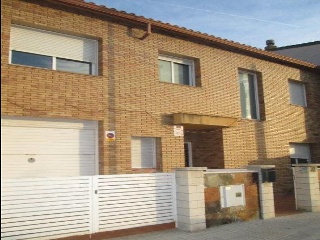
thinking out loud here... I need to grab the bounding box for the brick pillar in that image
[292,164,320,212]
[175,167,207,232]
[247,165,276,219]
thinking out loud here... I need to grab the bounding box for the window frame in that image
[9,25,98,75]
[289,143,311,164]
[131,137,156,169]
[288,80,307,107]
[158,55,195,86]
[56,57,92,75]
[10,50,93,75]
[238,71,260,120]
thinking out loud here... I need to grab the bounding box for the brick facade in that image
[1,0,320,193]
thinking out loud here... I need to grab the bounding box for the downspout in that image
[140,22,151,40]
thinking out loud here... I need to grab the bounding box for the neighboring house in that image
[265,40,320,65]
[1,0,320,194]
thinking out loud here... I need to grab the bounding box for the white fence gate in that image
[1,173,176,240]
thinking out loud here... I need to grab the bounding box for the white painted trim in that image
[52,56,57,70]
[158,54,195,86]
[94,121,99,175]
[253,73,260,120]
[1,116,99,177]
[239,71,260,120]
[171,172,178,227]
[288,81,307,107]
[131,137,157,168]
[10,24,98,76]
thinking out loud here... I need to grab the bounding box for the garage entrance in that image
[1,117,98,178]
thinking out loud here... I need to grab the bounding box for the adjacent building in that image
[265,40,320,65]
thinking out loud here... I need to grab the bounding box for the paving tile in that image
[108,212,320,240]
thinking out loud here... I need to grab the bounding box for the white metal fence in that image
[1,173,176,240]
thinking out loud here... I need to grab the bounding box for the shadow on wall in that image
[301,70,320,164]
[248,156,293,194]
[245,119,294,194]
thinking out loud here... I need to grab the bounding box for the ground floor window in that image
[289,143,311,164]
[131,137,156,168]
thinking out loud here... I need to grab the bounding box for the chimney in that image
[265,39,277,50]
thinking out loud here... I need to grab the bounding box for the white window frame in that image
[239,71,260,120]
[9,25,98,75]
[288,81,307,107]
[158,55,195,86]
[289,143,311,164]
[131,137,156,169]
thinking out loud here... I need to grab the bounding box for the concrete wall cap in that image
[175,167,208,171]
[292,164,320,167]
[247,165,276,169]
[205,169,257,173]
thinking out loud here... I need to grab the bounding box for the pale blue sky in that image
[90,0,320,49]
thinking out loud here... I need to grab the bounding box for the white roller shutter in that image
[131,137,156,168]
[1,117,98,179]
[10,25,97,63]
[289,143,310,159]
[289,81,307,106]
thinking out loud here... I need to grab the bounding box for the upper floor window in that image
[289,81,307,107]
[9,25,98,75]
[239,71,260,120]
[158,55,195,86]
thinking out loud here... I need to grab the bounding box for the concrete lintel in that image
[173,113,238,128]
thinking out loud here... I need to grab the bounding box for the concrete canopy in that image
[173,113,238,129]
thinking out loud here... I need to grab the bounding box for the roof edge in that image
[23,0,320,71]
[269,41,320,51]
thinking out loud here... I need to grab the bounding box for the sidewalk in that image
[109,212,320,240]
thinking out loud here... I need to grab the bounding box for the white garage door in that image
[1,117,98,178]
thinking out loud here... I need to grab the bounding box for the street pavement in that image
[110,212,320,240]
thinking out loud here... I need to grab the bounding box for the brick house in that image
[1,0,320,194]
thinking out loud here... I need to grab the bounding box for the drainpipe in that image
[140,23,151,40]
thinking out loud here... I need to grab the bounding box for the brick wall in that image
[1,0,320,193]
[184,129,224,169]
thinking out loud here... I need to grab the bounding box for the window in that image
[158,55,195,86]
[289,81,307,107]
[131,137,156,168]
[289,143,311,164]
[56,58,92,75]
[11,51,52,69]
[10,25,98,75]
[239,71,260,119]
[11,51,92,74]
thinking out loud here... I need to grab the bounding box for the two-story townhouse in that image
[1,0,320,194]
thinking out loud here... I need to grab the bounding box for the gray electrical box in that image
[220,184,245,208]
[261,168,276,183]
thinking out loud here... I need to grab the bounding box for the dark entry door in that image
[184,142,192,167]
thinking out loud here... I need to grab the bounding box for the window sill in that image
[159,81,199,88]
[132,168,158,173]
[9,63,99,77]
[240,118,264,122]
[289,103,307,108]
